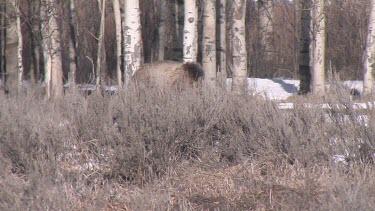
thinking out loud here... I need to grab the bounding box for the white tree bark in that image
[183,0,198,63]
[158,0,166,61]
[124,0,143,85]
[68,0,78,85]
[217,0,226,82]
[41,0,64,98]
[363,0,375,94]
[258,0,274,60]
[231,0,247,93]
[14,1,23,93]
[203,0,216,87]
[96,0,106,93]
[113,0,122,88]
[311,0,326,95]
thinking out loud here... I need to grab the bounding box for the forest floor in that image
[1,79,375,210]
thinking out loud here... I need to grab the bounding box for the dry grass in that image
[0,85,375,210]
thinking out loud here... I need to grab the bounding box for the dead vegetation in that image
[0,87,375,210]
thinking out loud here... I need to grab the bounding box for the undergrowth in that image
[0,86,375,210]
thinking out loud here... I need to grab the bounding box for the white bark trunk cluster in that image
[231,0,247,93]
[183,0,198,63]
[363,0,375,94]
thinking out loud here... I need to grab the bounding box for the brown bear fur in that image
[132,60,204,89]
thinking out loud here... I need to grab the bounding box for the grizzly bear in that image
[132,60,204,89]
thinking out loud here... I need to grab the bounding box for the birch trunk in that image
[14,2,23,93]
[68,0,78,85]
[217,0,226,82]
[298,0,311,94]
[258,0,274,60]
[124,0,143,85]
[41,0,64,99]
[203,0,216,87]
[113,0,122,88]
[363,0,375,94]
[231,0,247,93]
[158,0,166,61]
[311,0,326,95]
[183,0,198,63]
[96,0,106,93]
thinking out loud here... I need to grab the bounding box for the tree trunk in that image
[363,0,375,94]
[298,0,311,94]
[41,0,64,99]
[293,0,300,76]
[311,0,326,95]
[68,0,78,85]
[231,0,247,93]
[202,0,216,87]
[14,1,23,93]
[113,0,122,88]
[124,0,143,86]
[158,0,166,61]
[5,4,18,95]
[183,0,198,63]
[96,0,106,93]
[217,0,226,82]
[258,0,274,60]
[0,1,5,94]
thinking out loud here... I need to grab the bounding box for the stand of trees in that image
[0,0,374,98]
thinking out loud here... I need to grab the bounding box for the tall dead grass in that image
[0,86,375,210]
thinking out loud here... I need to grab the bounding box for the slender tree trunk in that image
[172,0,184,61]
[311,0,326,95]
[113,0,122,88]
[217,0,226,82]
[231,0,247,93]
[124,0,143,86]
[363,0,375,94]
[68,0,78,85]
[183,0,198,63]
[0,1,5,94]
[158,0,166,61]
[293,0,300,76]
[258,0,274,60]
[41,0,64,99]
[298,0,311,94]
[14,1,23,93]
[202,0,216,87]
[96,0,107,93]
[5,4,18,95]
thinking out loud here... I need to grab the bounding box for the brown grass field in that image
[0,85,375,210]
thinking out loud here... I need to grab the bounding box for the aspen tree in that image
[41,0,64,98]
[202,0,216,87]
[124,0,143,85]
[363,0,375,94]
[113,0,122,88]
[183,0,198,62]
[231,0,247,93]
[311,0,326,95]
